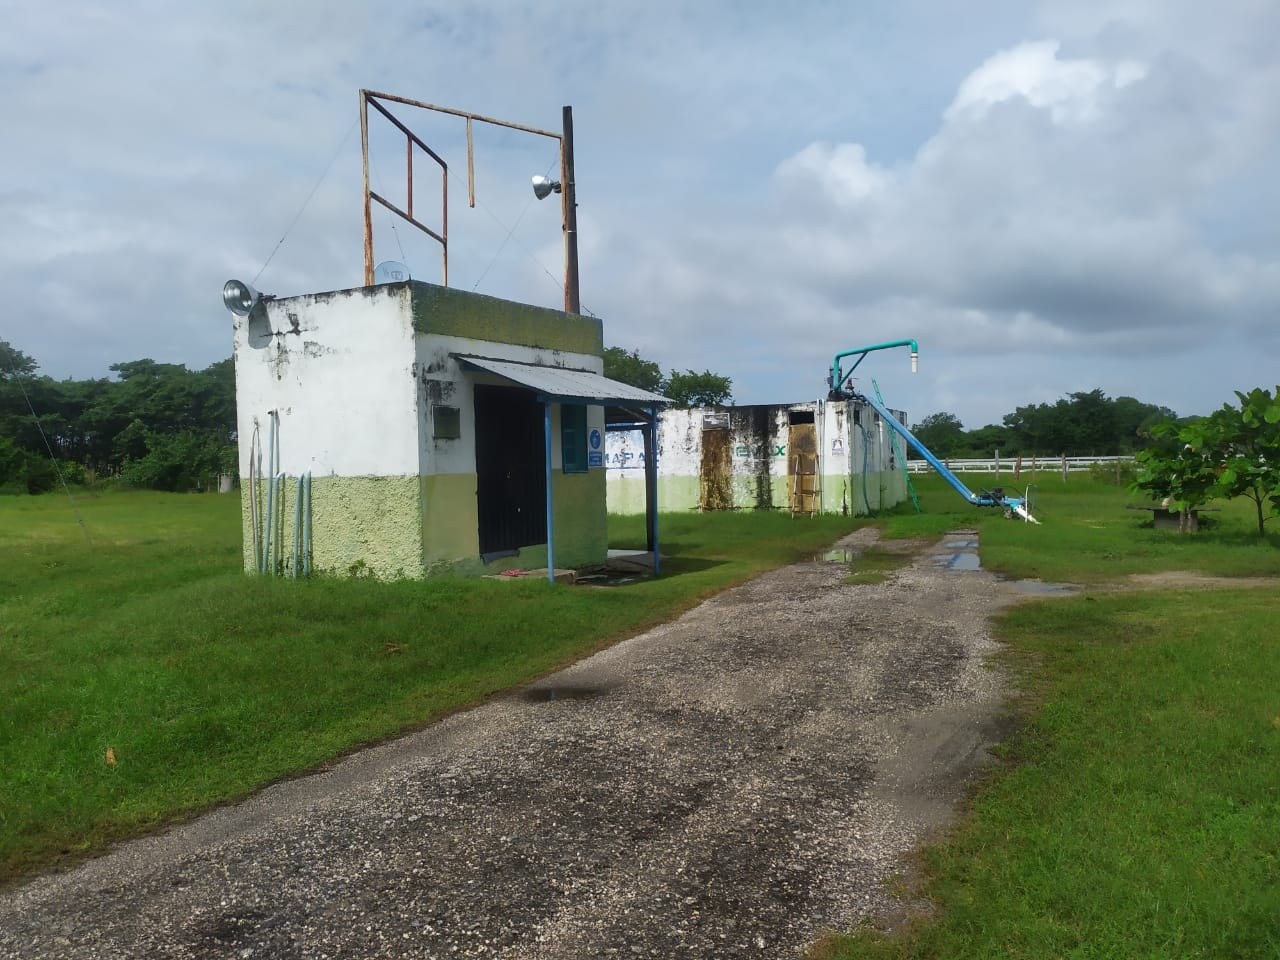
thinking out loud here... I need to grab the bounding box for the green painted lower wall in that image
[241,468,611,580]
[607,476,701,515]
[241,475,424,579]
[605,471,906,515]
[421,473,479,568]
[550,470,608,567]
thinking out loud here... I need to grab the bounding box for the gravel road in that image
[0,528,1033,959]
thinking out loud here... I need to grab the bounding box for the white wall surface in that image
[232,286,420,480]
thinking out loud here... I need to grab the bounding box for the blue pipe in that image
[271,472,284,572]
[858,392,983,503]
[830,339,918,394]
[302,472,312,576]
[545,402,555,585]
[291,475,302,578]
[258,412,276,570]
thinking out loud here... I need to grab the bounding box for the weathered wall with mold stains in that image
[605,400,908,515]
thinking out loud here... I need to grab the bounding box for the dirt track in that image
[0,529,1035,959]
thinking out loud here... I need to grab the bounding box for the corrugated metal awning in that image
[457,355,668,406]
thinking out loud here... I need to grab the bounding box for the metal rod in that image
[361,89,562,140]
[406,135,414,221]
[442,165,448,285]
[360,91,374,286]
[370,192,445,245]
[466,117,475,208]
[367,98,447,166]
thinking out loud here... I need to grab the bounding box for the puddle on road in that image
[1002,578,1077,596]
[944,539,979,549]
[518,686,609,703]
[817,549,858,563]
[935,552,982,571]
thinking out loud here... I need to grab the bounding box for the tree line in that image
[4,335,1270,521]
[1,340,235,494]
[910,389,1180,458]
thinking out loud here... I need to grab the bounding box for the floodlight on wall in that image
[531,175,562,200]
[222,279,264,317]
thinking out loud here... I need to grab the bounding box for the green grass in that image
[0,490,863,884]
[817,472,1280,959]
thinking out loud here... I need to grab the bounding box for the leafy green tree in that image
[1132,386,1280,537]
[603,347,662,392]
[603,346,732,406]
[1212,387,1280,537]
[911,412,965,457]
[0,340,37,379]
[663,369,733,407]
[1131,419,1222,529]
[958,423,1010,457]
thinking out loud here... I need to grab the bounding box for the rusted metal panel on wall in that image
[699,426,733,511]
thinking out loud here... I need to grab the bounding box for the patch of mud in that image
[1120,571,1280,591]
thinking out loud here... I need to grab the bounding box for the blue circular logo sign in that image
[589,429,602,450]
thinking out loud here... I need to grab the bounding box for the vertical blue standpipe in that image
[545,401,555,585]
[272,473,284,573]
[302,472,312,576]
[261,411,277,574]
[291,475,302,578]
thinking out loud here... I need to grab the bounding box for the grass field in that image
[0,489,863,884]
[819,473,1280,959]
[4,474,1279,958]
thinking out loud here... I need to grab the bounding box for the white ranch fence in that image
[905,454,1135,480]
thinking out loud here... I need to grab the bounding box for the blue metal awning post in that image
[647,405,660,575]
[544,401,555,584]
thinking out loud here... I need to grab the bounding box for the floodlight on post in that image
[531,175,561,200]
[531,106,581,315]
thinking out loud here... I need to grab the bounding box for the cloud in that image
[946,40,1146,125]
[2,0,1277,433]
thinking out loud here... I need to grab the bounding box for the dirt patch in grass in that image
[1119,570,1280,591]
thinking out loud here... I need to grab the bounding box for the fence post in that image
[995,448,1000,480]
[1061,453,1067,481]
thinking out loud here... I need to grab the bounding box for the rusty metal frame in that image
[358,89,565,295]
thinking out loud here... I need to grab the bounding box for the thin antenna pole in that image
[16,376,90,543]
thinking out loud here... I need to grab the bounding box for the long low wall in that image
[605,401,909,516]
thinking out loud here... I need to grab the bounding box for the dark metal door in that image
[474,384,547,557]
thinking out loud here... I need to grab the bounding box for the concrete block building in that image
[232,281,665,579]
[606,400,909,516]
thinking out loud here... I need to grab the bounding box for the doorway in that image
[474,384,547,557]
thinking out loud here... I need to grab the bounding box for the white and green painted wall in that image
[232,281,611,578]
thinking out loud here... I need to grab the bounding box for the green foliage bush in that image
[1132,386,1280,536]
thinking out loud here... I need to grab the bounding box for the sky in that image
[3,0,1278,429]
